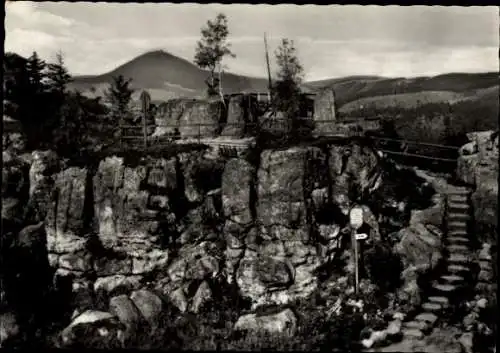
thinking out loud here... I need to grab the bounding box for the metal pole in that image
[352,229,359,295]
[264,33,273,99]
[143,110,147,150]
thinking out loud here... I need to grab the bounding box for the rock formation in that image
[456,130,498,242]
[2,134,448,349]
[313,87,337,135]
[153,98,224,139]
[221,94,259,138]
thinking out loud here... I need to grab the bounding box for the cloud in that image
[6,1,74,28]
[5,3,499,80]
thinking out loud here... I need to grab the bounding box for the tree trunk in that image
[217,62,225,108]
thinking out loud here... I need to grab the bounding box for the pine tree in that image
[26,51,47,95]
[46,51,72,95]
[271,39,305,141]
[104,75,134,123]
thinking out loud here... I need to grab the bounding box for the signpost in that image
[355,233,368,240]
[349,206,364,294]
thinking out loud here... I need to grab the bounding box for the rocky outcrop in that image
[236,147,328,308]
[6,135,441,348]
[328,143,382,213]
[46,167,90,254]
[221,94,259,138]
[394,223,442,271]
[93,156,176,256]
[1,151,53,343]
[222,158,256,283]
[313,88,337,135]
[153,98,224,139]
[41,148,227,320]
[456,130,498,242]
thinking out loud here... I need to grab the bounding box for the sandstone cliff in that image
[2,137,445,348]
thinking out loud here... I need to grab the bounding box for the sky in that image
[5,3,499,81]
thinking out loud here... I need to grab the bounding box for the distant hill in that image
[40,49,500,111]
[337,86,500,113]
[303,72,499,111]
[68,50,273,102]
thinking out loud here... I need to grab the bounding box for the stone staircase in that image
[401,186,476,339]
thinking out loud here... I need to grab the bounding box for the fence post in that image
[140,90,151,150]
[198,123,201,144]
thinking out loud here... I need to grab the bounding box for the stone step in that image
[422,302,442,313]
[404,320,427,331]
[446,244,469,253]
[446,236,470,244]
[428,296,450,307]
[414,312,438,325]
[448,229,468,236]
[447,264,471,275]
[447,213,470,221]
[402,328,424,339]
[448,221,468,229]
[447,202,469,210]
[448,194,468,202]
[447,186,470,194]
[439,274,465,284]
[432,283,460,295]
[447,253,471,264]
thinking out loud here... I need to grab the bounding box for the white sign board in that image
[349,207,364,230]
[355,233,368,240]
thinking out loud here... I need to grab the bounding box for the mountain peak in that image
[141,49,175,58]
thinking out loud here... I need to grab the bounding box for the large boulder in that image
[59,310,125,348]
[108,295,143,346]
[129,289,163,332]
[234,308,298,337]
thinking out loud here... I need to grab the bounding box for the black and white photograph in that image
[2,3,498,351]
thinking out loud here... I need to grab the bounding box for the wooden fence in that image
[118,114,461,173]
